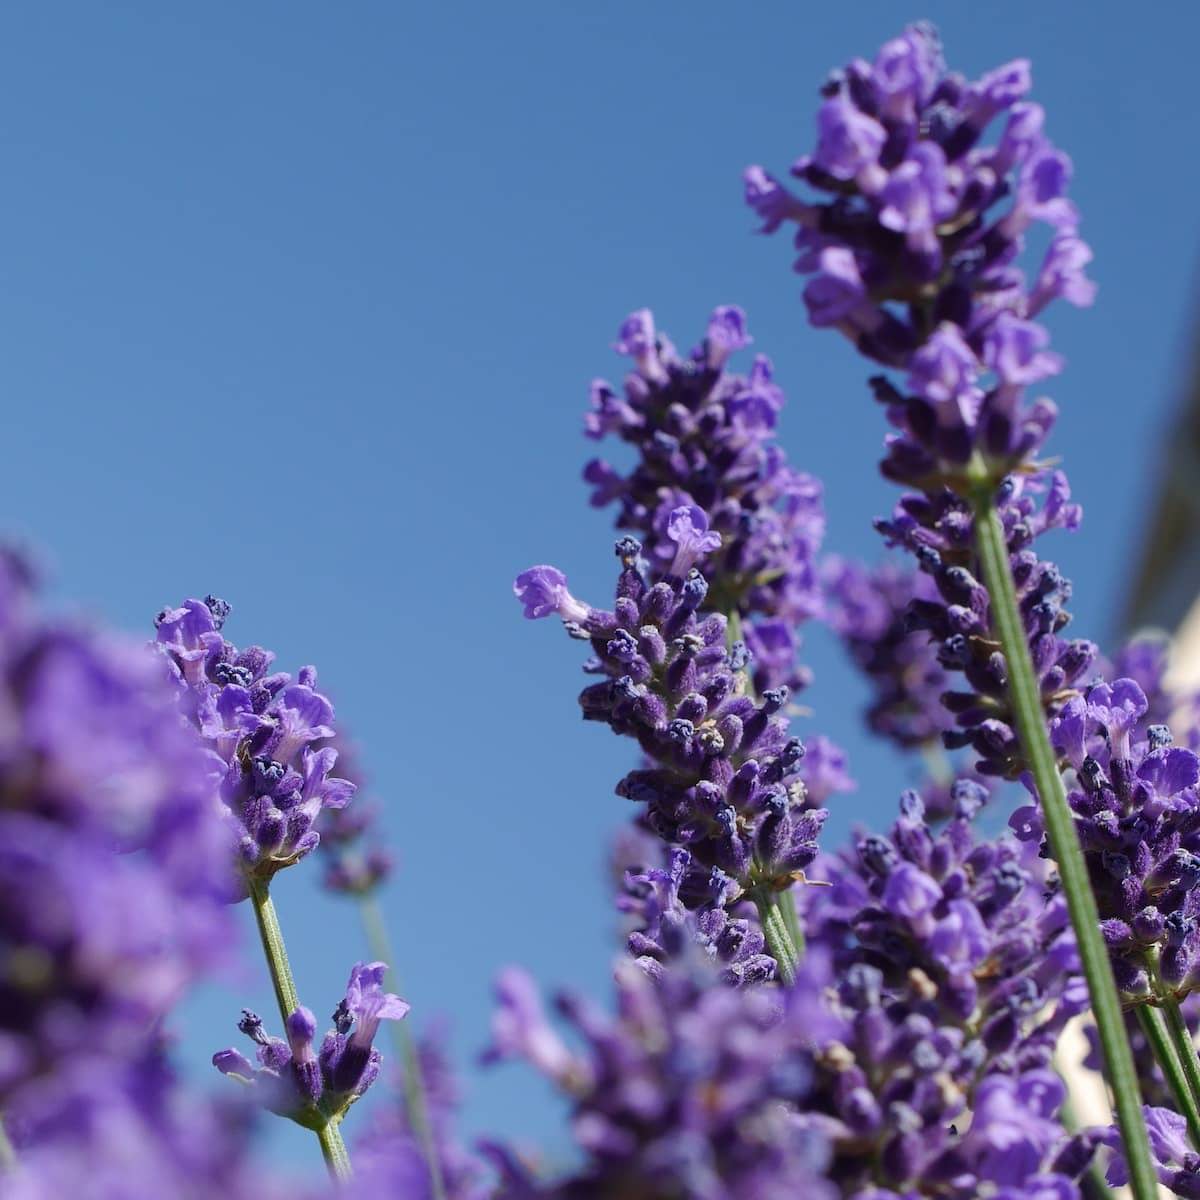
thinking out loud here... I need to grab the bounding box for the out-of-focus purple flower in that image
[315,737,393,896]
[1105,1106,1200,1197]
[0,552,233,1106]
[582,306,826,693]
[823,555,953,749]
[153,596,355,885]
[213,961,407,1126]
[484,958,835,1200]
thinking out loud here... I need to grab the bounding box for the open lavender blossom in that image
[746,22,1095,488]
[583,306,826,693]
[515,529,825,921]
[213,960,408,1128]
[153,596,355,884]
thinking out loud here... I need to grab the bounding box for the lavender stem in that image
[969,483,1155,1199]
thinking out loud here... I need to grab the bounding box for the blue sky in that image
[2,1,1198,1176]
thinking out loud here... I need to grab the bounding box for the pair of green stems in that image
[248,878,446,1194]
[753,480,1191,1200]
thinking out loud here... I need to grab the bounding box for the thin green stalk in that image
[359,894,447,1200]
[0,1115,16,1171]
[969,486,1157,1200]
[248,877,352,1183]
[1138,1004,1200,1147]
[1163,998,1200,1129]
[754,890,798,986]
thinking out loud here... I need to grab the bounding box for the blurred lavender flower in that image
[482,958,834,1200]
[583,306,825,694]
[823,554,952,748]
[153,596,355,884]
[213,961,408,1128]
[351,1025,489,1200]
[1105,1107,1200,1197]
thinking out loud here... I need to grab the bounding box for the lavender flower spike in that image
[153,595,356,885]
[214,960,408,1129]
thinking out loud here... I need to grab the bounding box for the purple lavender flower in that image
[213,960,408,1127]
[514,531,826,935]
[823,554,953,748]
[582,306,826,693]
[796,787,1093,1194]
[153,596,356,885]
[746,23,1094,487]
[352,1024,489,1200]
[0,552,233,1104]
[1105,1107,1200,1197]
[1004,676,1200,1002]
[483,958,835,1200]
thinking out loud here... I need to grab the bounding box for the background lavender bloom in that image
[153,597,355,885]
[315,738,393,897]
[823,554,952,749]
[1105,1107,1200,1197]
[482,958,835,1200]
[213,961,409,1127]
[583,306,825,694]
[351,1026,490,1200]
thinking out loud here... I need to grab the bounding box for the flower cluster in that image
[823,554,952,748]
[515,529,824,912]
[877,471,1097,777]
[483,959,834,1200]
[746,21,1094,489]
[584,307,825,693]
[153,596,355,884]
[798,787,1090,1194]
[214,961,409,1128]
[1009,677,1200,1003]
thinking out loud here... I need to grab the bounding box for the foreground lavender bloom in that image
[153,597,355,883]
[352,1026,489,1200]
[483,959,834,1200]
[3,1054,299,1200]
[515,530,825,920]
[746,22,1094,488]
[1008,677,1200,1003]
[214,961,408,1128]
[823,554,952,748]
[316,739,393,896]
[0,552,233,1103]
[583,307,825,692]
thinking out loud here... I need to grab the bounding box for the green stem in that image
[754,890,798,986]
[248,877,352,1183]
[359,894,447,1200]
[778,886,805,959]
[1163,998,1200,1132]
[1138,1005,1200,1147]
[0,1115,16,1171]
[969,488,1157,1200]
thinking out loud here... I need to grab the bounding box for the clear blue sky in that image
[2,1,1197,1176]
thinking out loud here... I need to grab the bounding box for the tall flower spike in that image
[515,525,827,980]
[316,736,393,896]
[153,596,356,885]
[583,306,826,693]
